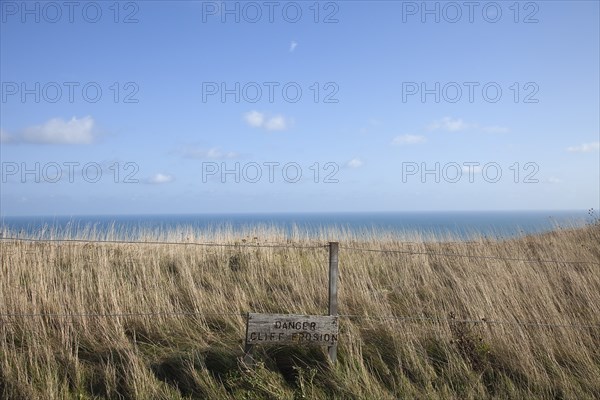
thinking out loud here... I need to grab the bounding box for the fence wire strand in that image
[1,311,599,331]
[0,237,328,250]
[1,237,597,265]
[337,314,600,330]
[339,245,600,266]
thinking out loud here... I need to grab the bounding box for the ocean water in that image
[0,211,591,241]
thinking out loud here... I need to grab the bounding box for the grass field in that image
[1,223,599,399]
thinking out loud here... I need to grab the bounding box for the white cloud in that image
[461,165,482,174]
[147,173,174,184]
[20,116,96,144]
[244,111,290,132]
[289,41,298,52]
[346,158,364,168]
[427,117,472,132]
[482,125,510,134]
[392,134,426,145]
[566,142,599,153]
[427,117,508,134]
[244,111,265,128]
[359,119,382,134]
[0,128,13,143]
[264,115,288,131]
[182,147,239,160]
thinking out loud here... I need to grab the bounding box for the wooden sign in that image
[245,313,339,346]
[243,242,339,365]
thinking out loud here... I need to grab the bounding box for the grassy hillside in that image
[1,224,599,399]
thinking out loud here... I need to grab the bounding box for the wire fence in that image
[0,237,328,250]
[1,236,598,265]
[1,311,599,331]
[340,245,600,266]
[1,236,599,331]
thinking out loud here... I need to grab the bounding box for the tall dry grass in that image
[0,223,599,399]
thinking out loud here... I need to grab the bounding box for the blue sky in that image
[1,0,599,216]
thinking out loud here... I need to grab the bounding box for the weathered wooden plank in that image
[328,242,339,317]
[245,313,339,346]
[328,242,339,363]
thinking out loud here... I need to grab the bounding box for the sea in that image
[0,210,592,241]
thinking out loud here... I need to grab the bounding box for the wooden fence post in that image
[328,242,339,363]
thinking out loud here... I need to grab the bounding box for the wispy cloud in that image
[346,158,364,168]
[244,111,264,128]
[289,40,298,52]
[461,165,482,174]
[392,134,426,145]
[264,115,288,131]
[23,116,96,144]
[359,118,382,134]
[146,173,174,184]
[3,116,97,145]
[482,125,510,134]
[427,117,472,132]
[243,111,290,132]
[181,146,239,160]
[427,117,508,134]
[0,128,13,143]
[566,141,599,153]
